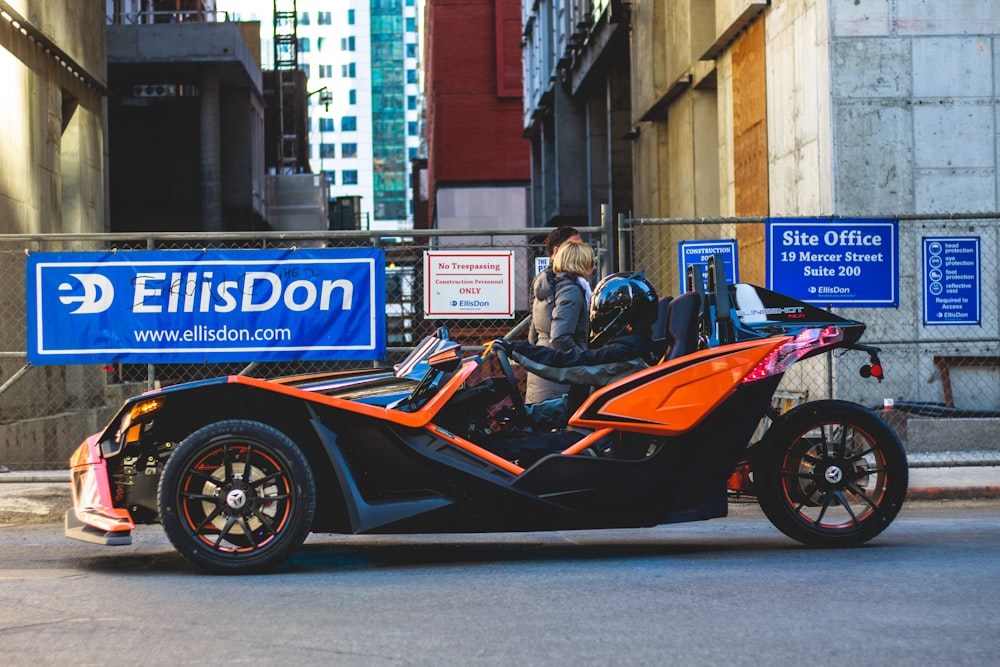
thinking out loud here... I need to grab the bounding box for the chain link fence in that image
[621,215,1000,467]
[0,227,607,469]
[3,218,996,470]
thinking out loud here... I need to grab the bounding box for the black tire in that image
[158,420,316,573]
[754,400,907,547]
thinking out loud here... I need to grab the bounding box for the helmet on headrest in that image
[588,272,659,348]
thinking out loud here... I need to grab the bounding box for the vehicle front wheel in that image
[158,420,316,573]
[754,400,907,547]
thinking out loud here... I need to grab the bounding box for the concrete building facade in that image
[0,0,111,465]
[521,0,634,231]
[1,0,108,237]
[628,0,1000,282]
[106,8,268,232]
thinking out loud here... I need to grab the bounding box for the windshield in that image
[394,335,462,380]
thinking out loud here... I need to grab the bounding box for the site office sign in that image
[26,248,386,364]
[423,251,514,318]
[766,218,898,307]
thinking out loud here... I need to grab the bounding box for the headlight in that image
[105,397,164,458]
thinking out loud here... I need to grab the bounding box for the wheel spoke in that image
[830,489,861,525]
[848,445,877,461]
[213,515,239,549]
[181,491,219,502]
[193,505,224,534]
[801,453,822,465]
[816,423,830,454]
[845,483,880,512]
[238,515,259,549]
[247,469,285,492]
[250,507,280,538]
[186,467,224,488]
[779,470,815,480]
[814,490,835,524]
[835,424,848,458]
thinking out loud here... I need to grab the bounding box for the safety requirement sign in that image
[766,218,898,307]
[423,251,515,318]
[922,236,980,326]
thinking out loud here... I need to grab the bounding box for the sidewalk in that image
[2,466,999,526]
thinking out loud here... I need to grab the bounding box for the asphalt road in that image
[1,499,998,666]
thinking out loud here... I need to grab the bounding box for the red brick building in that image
[422,0,530,229]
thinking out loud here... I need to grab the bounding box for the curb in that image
[0,472,70,483]
[906,486,1000,501]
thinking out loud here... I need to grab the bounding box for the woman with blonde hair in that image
[526,239,595,403]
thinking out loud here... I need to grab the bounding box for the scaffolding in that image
[273,0,299,173]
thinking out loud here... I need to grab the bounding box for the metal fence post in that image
[617,213,629,272]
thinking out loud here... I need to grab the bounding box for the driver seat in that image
[662,291,703,361]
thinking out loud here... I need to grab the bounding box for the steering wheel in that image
[493,345,528,428]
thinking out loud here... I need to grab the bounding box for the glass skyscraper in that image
[218,0,422,229]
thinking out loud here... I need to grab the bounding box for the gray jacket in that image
[525,269,589,403]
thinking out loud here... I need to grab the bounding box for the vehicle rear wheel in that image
[754,400,907,547]
[158,420,316,573]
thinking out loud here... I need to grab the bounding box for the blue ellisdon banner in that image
[27,248,386,364]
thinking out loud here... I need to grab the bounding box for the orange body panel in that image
[229,359,480,428]
[68,434,135,533]
[570,337,789,436]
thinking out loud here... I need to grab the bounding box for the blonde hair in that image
[553,240,595,277]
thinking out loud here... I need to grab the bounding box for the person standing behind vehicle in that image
[526,226,580,403]
[527,235,594,403]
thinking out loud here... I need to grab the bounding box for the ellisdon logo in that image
[55,271,356,315]
[450,300,491,308]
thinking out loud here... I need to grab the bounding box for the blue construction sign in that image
[678,239,739,290]
[766,218,898,307]
[922,236,980,326]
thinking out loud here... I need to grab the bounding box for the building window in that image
[319,118,335,132]
[317,37,326,51]
[405,17,416,32]
[406,69,418,84]
[406,0,415,5]
[343,170,358,185]
[407,122,418,137]
[408,147,418,160]
[347,9,355,24]
[341,143,358,158]
[341,116,357,132]
[320,144,336,159]
[342,63,356,78]
[319,64,334,78]
[300,63,310,78]
[349,89,357,104]
[324,170,335,185]
[317,11,332,25]
[342,36,356,51]
[298,12,310,25]
[406,43,417,58]
[298,37,310,52]
[407,95,417,110]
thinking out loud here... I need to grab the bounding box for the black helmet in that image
[589,272,659,348]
